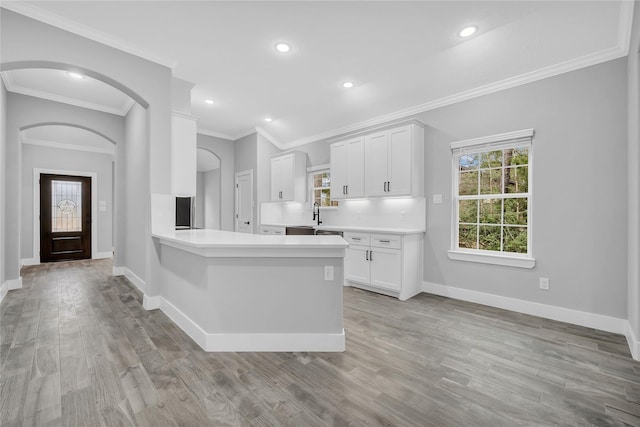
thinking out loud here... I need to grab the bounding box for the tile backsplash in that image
[260,197,426,229]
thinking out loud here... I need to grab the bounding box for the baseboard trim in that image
[159,296,345,352]
[20,258,39,266]
[112,266,125,276]
[93,251,113,260]
[1,277,23,303]
[142,295,161,310]
[113,266,145,294]
[422,281,627,336]
[625,322,640,361]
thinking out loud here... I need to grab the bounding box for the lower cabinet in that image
[344,231,423,300]
[260,225,285,235]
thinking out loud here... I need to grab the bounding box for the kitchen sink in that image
[285,226,343,236]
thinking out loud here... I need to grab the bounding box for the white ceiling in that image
[1,1,634,148]
[22,125,116,155]
[1,69,133,116]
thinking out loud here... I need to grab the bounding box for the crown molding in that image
[2,75,133,116]
[197,128,235,141]
[255,126,285,150]
[618,0,635,55]
[1,2,177,69]
[231,128,258,142]
[281,44,627,150]
[22,137,115,156]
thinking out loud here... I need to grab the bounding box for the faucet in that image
[313,202,323,226]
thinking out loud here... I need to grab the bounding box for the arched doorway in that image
[195,148,222,230]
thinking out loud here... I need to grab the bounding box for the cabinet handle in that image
[244,221,250,225]
[370,251,373,261]
[387,181,391,192]
[346,185,348,195]
[365,250,369,261]
[352,237,361,241]
[383,182,387,192]
[343,185,346,194]
[379,239,390,243]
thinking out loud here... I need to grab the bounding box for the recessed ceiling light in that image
[275,42,291,53]
[342,81,354,89]
[67,71,84,79]
[204,99,214,105]
[264,117,273,122]
[458,26,478,38]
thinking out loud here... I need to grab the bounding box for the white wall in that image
[122,103,148,285]
[21,144,113,259]
[0,79,6,286]
[197,134,235,231]
[1,10,172,299]
[195,171,205,229]
[627,2,640,344]
[204,168,220,229]
[417,58,628,319]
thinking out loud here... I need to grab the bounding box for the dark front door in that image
[40,174,92,262]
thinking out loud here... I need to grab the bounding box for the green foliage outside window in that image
[457,147,529,254]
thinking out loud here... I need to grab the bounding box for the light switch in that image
[432,194,443,204]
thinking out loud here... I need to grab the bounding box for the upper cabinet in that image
[171,113,198,196]
[271,151,307,202]
[330,136,365,200]
[331,123,424,199]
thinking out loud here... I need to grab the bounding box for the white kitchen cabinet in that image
[330,137,365,199]
[270,151,307,202]
[364,123,423,198]
[343,230,423,300]
[260,225,285,235]
[171,112,198,196]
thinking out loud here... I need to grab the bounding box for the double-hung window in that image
[449,129,535,268]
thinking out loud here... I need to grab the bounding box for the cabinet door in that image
[370,247,401,291]
[364,131,389,197]
[280,154,295,201]
[345,245,370,284]
[346,137,365,198]
[330,142,347,200]
[387,126,412,196]
[270,157,282,201]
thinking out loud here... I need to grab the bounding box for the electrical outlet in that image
[433,194,443,204]
[324,266,334,281]
[539,277,550,290]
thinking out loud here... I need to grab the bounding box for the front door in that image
[40,174,92,262]
[235,170,253,233]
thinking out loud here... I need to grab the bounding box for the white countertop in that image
[153,229,348,251]
[260,223,425,235]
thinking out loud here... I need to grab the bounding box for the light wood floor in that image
[2,259,639,426]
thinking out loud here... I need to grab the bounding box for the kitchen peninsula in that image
[151,229,348,352]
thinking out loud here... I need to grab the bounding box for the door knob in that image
[244,221,250,225]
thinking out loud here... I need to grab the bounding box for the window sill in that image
[447,250,535,269]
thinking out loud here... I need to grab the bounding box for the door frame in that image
[32,168,98,265]
[234,169,253,233]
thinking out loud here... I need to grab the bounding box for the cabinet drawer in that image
[371,234,401,249]
[343,232,370,246]
[260,226,285,235]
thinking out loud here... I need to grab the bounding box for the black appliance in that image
[175,197,194,229]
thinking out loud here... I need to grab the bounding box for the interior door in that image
[235,170,253,233]
[40,174,91,262]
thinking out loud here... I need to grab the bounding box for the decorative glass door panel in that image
[40,174,92,262]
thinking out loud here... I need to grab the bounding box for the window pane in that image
[505,166,528,193]
[481,150,502,168]
[480,168,502,194]
[504,198,527,225]
[504,226,527,253]
[479,225,501,251]
[505,147,528,166]
[459,200,478,223]
[459,171,478,196]
[479,199,501,224]
[52,180,82,232]
[459,154,479,171]
[321,188,331,207]
[458,225,477,249]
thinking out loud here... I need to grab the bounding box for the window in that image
[449,129,535,268]
[308,168,338,208]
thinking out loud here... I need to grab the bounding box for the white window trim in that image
[307,165,339,210]
[449,129,535,269]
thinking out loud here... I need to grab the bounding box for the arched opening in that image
[195,148,222,230]
[19,124,115,264]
